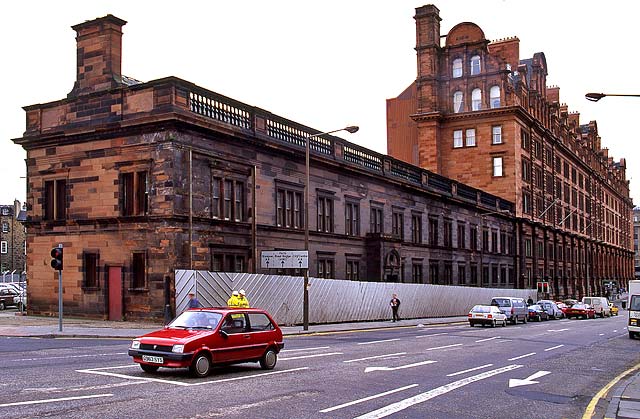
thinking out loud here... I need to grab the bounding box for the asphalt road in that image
[1,315,637,419]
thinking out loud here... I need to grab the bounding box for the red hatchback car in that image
[565,303,596,320]
[128,307,284,377]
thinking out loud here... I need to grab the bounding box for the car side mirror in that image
[219,330,229,339]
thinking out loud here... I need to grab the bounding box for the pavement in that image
[1,310,638,419]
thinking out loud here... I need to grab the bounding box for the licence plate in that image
[473,314,484,318]
[142,355,163,364]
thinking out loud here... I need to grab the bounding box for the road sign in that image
[261,250,308,269]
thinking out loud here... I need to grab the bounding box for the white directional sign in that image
[508,370,551,388]
[261,250,308,269]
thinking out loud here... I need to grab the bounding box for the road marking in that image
[319,384,419,413]
[508,370,551,388]
[599,333,605,336]
[77,366,308,387]
[281,346,330,353]
[583,362,640,419]
[426,344,463,351]
[447,364,493,377]
[364,360,437,373]
[0,394,112,408]
[613,330,618,332]
[547,328,569,332]
[354,364,523,419]
[343,352,407,363]
[358,338,401,346]
[11,353,127,362]
[280,352,342,361]
[416,332,449,339]
[544,345,564,351]
[475,336,500,343]
[508,352,536,361]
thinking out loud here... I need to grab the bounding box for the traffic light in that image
[537,282,543,293]
[542,282,549,294]
[51,247,63,271]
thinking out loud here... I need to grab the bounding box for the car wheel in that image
[630,331,636,339]
[491,320,496,328]
[511,317,517,325]
[0,301,4,310]
[469,322,474,327]
[260,348,277,370]
[523,315,527,324]
[502,319,507,327]
[190,353,211,378]
[140,364,159,373]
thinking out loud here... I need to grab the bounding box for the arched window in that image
[471,88,482,111]
[453,91,463,113]
[470,55,481,75]
[452,58,462,78]
[490,86,501,108]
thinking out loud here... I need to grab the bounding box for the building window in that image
[523,192,532,214]
[457,223,466,249]
[471,88,482,111]
[131,251,146,289]
[458,264,467,285]
[492,157,503,177]
[0,208,7,216]
[83,252,99,288]
[482,265,489,285]
[482,228,489,251]
[370,206,383,233]
[210,250,246,273]
[444,263,453,285]
[521,129,530,150]
[443,219,452,248]
[492,265,499,285]
[428,217,438,246]
[470,225,478,251]
[452,58,462,78]
[429,261,439,284]
[346,259,359,280]
[492,126,502,144]
[470,55,481,75]
[525,239,532,257]
[490,86,500,108]
[453,91,463,113]
[470,264,478,286]
[522,160,531,183]
[44,179,67,221]
[212,177,221,218]
[0,241,6,254]
[491,230,498,253]
[345,201,360,236]
[500,232,506,254]
[465,129,476,147]
[276,188,302,229]
[412,262,423,283]
[392,211,404,239]
[317,196,334,233]
[453,130,463,148]
[411,214,422,244]
[1,223,7,233]
[120,171,147,216]
[317,258,334,279]
[212,178,244,221]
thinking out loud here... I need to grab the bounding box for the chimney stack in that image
[68,14,127,97]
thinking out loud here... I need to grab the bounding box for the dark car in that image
[528,305,549,322]
[0,288,19,310]
[128,307,284,377]
[565,303,596,320]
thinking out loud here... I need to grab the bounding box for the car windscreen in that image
[491,299,511,307]
[471,306,490,313]
[169,311,223,329]
[630,295,640,311]
[529,305,541,310]
[572,304,587,310]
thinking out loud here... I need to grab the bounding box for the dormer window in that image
[452,59,462,78]
[470,55,481,75]
[471,89,482,111]
[453,91,463,113]
[490,86,501,108]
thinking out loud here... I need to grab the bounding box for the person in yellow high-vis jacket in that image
[236,289,250,308]
[227,290,240,307]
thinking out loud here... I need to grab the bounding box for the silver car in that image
[490,297,528,324]
[537,300,564,319]
[468,305,507,327]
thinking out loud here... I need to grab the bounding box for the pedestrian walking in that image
[188,292,200,309]
[390,293,401,322]
[227,290,240,307]
[237,289,250,308]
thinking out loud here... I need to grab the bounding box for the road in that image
[0,315,636,418]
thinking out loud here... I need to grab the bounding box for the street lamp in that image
[303,125,359,330]
[585,93,640,102]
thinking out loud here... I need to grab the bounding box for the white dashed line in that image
[344,353,407,363]
[0,394,112,408]
[446,363,493,377]
[508,352,536,361]
[358,338,401,346]
[280,352,342,361]
[544,345,564,351]
[475,336,500,343]
[319,384,419,413]
[281,346,331,353]
[426,344,463,351]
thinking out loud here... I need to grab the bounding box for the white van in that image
[582,296,610,317]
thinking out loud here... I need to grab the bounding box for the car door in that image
[216,313,251,363]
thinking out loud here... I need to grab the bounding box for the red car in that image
[565,303,596,320]
[128,307,284,377]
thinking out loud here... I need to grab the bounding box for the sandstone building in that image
[0,200,27,275]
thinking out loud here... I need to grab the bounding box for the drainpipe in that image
[189,148,193,270]
[252,165,257,273]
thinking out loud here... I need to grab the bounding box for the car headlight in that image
[131,340,140,349]
[172,344,185,353]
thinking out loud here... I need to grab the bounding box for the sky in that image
[2,0,639,206]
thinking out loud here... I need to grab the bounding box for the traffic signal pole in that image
[58,270,63,332]
[51,244,64,331]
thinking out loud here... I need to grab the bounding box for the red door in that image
[108,267,123,321]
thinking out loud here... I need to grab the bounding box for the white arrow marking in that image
[475,336,500,343]
[508,370,551,388]
[364,360,437,373]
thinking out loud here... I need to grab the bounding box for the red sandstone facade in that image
[387,5,634,297]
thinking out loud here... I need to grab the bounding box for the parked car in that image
[13,292,26,310]
[537,300,564,319]
[0,288,19,310]
[563,299,578,307]
[490,297,528,324]
[609,303,619,316]
[528,305,549,322]
[555,302,569,315]
[565,303,596,319]
[582,297,611,317]
[468,305,507,327]
[128,307,284,377]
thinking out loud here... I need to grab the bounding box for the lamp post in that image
[585,93,640,102]
[303,125,359,330]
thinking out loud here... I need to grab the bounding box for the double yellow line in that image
[583,362,640,419]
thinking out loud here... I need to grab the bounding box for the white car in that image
[13,292,26,310]
[468,305,507,327]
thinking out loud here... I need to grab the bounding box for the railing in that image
[189,91,251,129]
[427,173,452,194]
[390,161,421,184]
[343,146,383,172]
[457,184,478,202]
[265,119,333,155]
